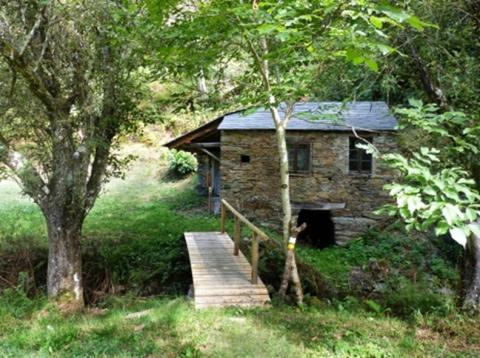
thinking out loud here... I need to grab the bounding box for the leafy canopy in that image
[148,0,428,108]
[378,100,480,247]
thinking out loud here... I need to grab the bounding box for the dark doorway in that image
[297,210,335,248]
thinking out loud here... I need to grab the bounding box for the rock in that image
[348,259,391,297]
[125,309,153,319]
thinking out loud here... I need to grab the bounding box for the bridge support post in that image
[233,216,240,256]
[251,234,259,284]
[220,202,226,233]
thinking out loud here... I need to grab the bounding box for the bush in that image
[167,149,198,177]
[383,279,455,317]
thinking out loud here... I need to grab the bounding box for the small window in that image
[349,137,373,174]
[288,143,311,174]
[240,155,250,163]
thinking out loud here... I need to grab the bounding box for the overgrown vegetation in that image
[1,135,479,356]
[167,149,198,177]
[299,227,462,317]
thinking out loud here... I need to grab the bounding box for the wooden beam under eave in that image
[199,148,220,162]
[163,117,223,149]
[291,202,346,211]
[187,142,221,149]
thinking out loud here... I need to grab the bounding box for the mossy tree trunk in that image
[46,218,85,309]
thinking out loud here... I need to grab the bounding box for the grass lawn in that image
[0,135,479,357]
[2,293,479,357]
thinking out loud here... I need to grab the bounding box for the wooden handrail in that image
[220,199,268,284]
[220,199,269,240]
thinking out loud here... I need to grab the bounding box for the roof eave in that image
[219,127,398,133]
[163,116,224,149]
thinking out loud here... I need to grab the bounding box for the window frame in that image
[287,142,312,175]
[348,137,373,175]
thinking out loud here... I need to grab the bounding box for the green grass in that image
[0,137,479,357]
[1,291,479,357]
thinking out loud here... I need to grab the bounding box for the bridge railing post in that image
[220,201,226,234]
[233,216,240,256]
[251,233,259,284]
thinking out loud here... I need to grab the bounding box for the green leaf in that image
[450,227,467,247]
[345,49,364,65]
[370,16,383,29]
[423,187,437,197]
[466,208,478,222]
[470,224,480,238]
[379,5,410,23]
[376,44,395,56]
[442,204,461,226]
[407,98,423,108]
[257,24,278,35]
[242,107,260,116]
[365,58,378,72]
[435,221,449,236]
[407,195,425,214]
[406,16,426,31]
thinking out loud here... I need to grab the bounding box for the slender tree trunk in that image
[254,30,302,302]
[279,249,294,295]
[278,250,304,303]
[407,36,448,108]
[272,119,291,247]
[290,255,303,303]
[463,221,480,312]
[268,106,304,304]
[197,69,208,99]
[279,222,306,303]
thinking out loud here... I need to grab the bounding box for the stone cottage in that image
[165,102,398,246]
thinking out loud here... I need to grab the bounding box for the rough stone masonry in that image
[220,130,397,245]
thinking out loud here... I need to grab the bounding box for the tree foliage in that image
[377,101,480,246]
[0,0,149,307]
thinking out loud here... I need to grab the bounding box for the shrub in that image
[383,280,454,317]
[167,149,198,177]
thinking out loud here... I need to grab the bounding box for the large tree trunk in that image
[462,222,480,312]
[46,222,84,310]
[46,215,84,310]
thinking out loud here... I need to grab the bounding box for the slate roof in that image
[218,101,397,132]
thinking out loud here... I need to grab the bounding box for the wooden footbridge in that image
[185,200,271,309]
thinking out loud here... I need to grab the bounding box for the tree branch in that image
[0,131,47,206]
[19,15,42,56]
[0,36,56,112]
[407,35,448,108]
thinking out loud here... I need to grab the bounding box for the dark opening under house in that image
[297,210,336,248]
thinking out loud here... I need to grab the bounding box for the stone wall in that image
[220,130,398,244]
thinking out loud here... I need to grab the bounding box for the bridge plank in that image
[185,232,271,309]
